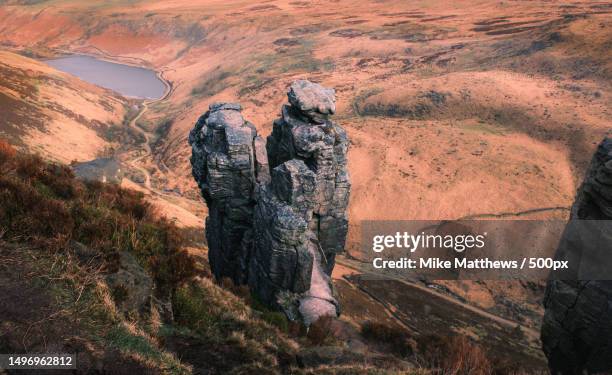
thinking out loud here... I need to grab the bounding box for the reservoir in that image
[46,55,166,100]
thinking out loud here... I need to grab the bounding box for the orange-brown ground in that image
[1,0,611,368]
[1,0,610,224]
[0,51,127,163]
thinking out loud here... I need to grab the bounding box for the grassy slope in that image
[0,140,403,374]
[0,51,128,163]
[0,139,535,374]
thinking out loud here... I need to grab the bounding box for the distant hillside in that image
[0,51,127,163]
[0,2,609,371]
[1,0,609,222]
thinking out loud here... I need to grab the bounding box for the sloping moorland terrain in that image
[0,50,128,163]
[1,0,609,235]
[0,140,500,373]
[0,142,400,374]
[0,0,611,373]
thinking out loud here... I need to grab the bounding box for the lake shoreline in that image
[43,49,172,101]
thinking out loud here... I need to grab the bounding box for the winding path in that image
[459,206,570,219]
[54,46,173,191]
[335,205,572,346]
[124,69,172,189]
[117,70,205,227]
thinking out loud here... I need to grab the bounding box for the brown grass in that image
[0,138,196,290]
[361,321,414,357]
[359,322,498,373]
[307,315,334,345]
[417,334,493,375]
[170,279,299,373]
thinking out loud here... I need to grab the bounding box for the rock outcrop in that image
[542,137,612,374]
[267,80,350,275]
[188,103,268,285]
[189,81,350,324]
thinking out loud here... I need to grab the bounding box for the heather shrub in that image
[361,321,414,357]
[307,315,333,345]
[0,139,16,167]
[0,140,196,291]
[444,335,492,375]
[417,334,493,375]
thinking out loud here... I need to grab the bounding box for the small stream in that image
[46,55,166,99]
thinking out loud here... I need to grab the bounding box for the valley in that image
[0,0,611,372]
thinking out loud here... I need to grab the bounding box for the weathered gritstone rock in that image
[542,137,612,374]
[259,80,349,322]
[267,80,350,276]
[287,79,336,124]
[249,160,316,308]
[188,102,268,285]
[190,80,349,325]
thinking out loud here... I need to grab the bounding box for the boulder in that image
[287,80,336,123]
[105,252,153,314]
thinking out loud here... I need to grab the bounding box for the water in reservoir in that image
[46,55,166,100]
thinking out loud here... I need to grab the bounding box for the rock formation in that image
[188,102,268,285]
[542,137,612,374]
[189,80,350,324]
[266,80,350,276]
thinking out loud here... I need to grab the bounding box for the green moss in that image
[173,282,224,335]
[106,325,159,359]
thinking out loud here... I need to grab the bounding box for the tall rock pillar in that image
[188,103,268,285]
[252,80,350,323]
[189,81,350,325]
[266,80,351,275]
